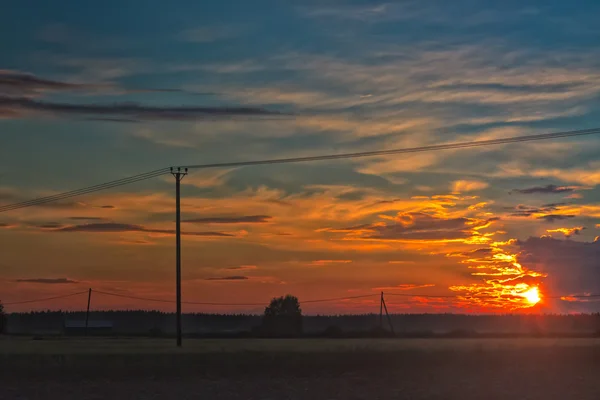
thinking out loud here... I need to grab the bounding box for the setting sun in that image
[523,287,541,305]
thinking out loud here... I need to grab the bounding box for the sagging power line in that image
[5,288,600,308]
[1,127,600,213]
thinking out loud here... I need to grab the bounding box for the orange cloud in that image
[546,227,584,238]
[451,180,489,193]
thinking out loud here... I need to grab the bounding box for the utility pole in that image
[381,292,395,336]
[171,167,187,347]
[379,291,383,329]
[85,288,92,336]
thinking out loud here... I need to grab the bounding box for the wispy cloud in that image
[373,283,435,291]
[225,265,258,271]
[451,180,489,193]
[0,96,286,122]
[16,278,78,284]
[205,276,249,281]
[51,222,234,237]
[183,215,272,224]
[511,184,579,195]
[546,226,584,238]
[310,260,353,266]
[179,25,242,43]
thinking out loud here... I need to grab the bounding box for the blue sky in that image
[2,0,600,313]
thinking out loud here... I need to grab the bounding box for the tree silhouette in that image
[0,301,6,334]
[261,295,303,336]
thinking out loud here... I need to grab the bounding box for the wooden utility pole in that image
[171,167,187,347]
[381,292,395,335]
[85,288,92,336]
[379,291,384,329]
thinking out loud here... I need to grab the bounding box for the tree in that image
[261,295,303,337]
[0,301,6,334]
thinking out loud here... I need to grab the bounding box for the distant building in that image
[63,320,113,335]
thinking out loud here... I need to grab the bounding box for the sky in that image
[2,0,600,314]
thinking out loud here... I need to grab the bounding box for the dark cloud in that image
[183,215,272,224]
[518,237,600,312]
[51,222,233,237]
[68,216,106,221]
[331,213,498,241]
[512,185,577,194]
[86,117,141,123]
[0,70,94,96]
[99,205,115,209]
[336,191,368,201]
[0,70,192,97]
[509,203,571,220]
[0,96,286,122]
[205,276,249,281]
[447,248,494,257]
[537,214,576,223]
[225,265,258,271]
[35,222,65,229]
[16,278,78,284]
[0,222,14,228]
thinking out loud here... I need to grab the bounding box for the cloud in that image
[310,260,353,266]
[446,248,494,258]
[0,70,186,97]
[15,278,78,284]
[546,227,584,238]
[511,185,579,194]
[340,212,498,243]
[225,265,258,271]
[204,276,249,281]
[537,214,576,223]
[373,283,436,291]
[0,96,286,122]
[51,222,234,237]
[0,70,95,96]
[183,215,272,224]
[518,237,600,311]
[33,222,66,229]
[69,216,106,221]
[508,203,574,221]
[179,26,240,43]
[304,3,390,21]
[451,180,489,193]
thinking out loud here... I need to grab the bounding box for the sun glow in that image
[523,287,541,305]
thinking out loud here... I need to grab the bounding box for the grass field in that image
[3,337,600,399]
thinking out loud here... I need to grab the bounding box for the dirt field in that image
[2,338,600,399]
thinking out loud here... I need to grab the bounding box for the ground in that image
[2,338,600,399]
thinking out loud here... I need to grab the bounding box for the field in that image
[3,337,600,399]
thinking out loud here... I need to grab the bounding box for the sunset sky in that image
[2,0,600,314]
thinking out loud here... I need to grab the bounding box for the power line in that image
[181,127,600,170]
[1,127,599,213]
[385,292,458,298]
[3,291,88,305]
[5,290,600,308]
[93,290,174,304]
[0,168,170,213]
[93,289,377,306]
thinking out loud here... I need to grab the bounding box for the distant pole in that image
[171,167,187,347]
[85,288,92,336]
[379,291,383,329]
[381,293,395,336]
